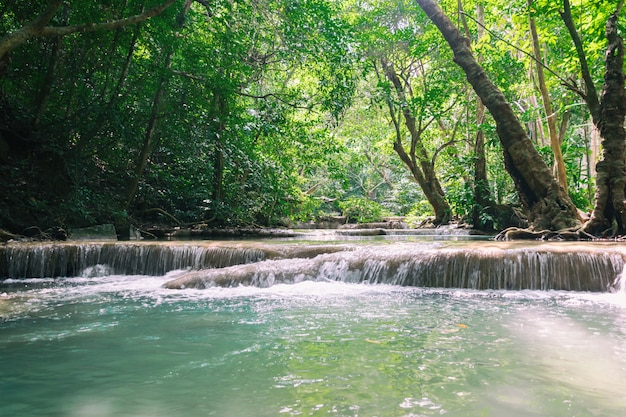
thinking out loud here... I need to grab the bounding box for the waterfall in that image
[162,244,626,291]
[0,242,268,278]
[2,241,625,292]
[613,266,626,293]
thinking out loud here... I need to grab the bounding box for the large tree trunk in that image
[381,59,452,225]
[416,0,580,231]
[581,7,626,236]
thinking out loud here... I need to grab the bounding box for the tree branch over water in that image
[0,0,178,59]
[558,0,601,122]
[458,11,580,95]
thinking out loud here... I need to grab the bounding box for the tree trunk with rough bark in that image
[381,59,452,225]
[416,0,580,231]
[581,7,626,236]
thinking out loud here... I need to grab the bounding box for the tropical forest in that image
[1,0,625,239]
[5,3,626,416]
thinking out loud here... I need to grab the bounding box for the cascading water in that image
[0,242,269,278]
[3,236,626,417]
[3,240,622,291]
[163,244,625,291]
[613,266,626,293]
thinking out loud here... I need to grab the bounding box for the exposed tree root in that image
[22,226,67,241]
[142,208,183,225]
[495,226,598,241]
[135,227,159,240]
[0,226,67,242]
[0,229,19,242]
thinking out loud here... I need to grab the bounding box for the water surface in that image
[2,273,626,417]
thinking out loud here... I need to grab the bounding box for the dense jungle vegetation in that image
[0,0,624,238]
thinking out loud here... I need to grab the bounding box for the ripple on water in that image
[2,278,626,417]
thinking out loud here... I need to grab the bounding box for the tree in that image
[378,58,453,224]
[0,0,177,65]
[10,0,621,236]
[347,0,459,224]
[528,0,568,191]
[124,0,192,213]
[415,0,581,231]
[557,0,626,236]
[0,0,358,233]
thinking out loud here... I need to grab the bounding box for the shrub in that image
[338,197,384,223]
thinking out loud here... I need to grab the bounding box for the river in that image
[2,234,626,416]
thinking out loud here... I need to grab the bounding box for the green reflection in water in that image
[1,278,626,417]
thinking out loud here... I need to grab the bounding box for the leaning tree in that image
[415,0,581,232]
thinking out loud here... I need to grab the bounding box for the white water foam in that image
[613,264,626,293]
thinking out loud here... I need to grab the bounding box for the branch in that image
[432,137,460,166]
[374,60,412,169]
[431,112,461,167]
[171,68,312,110]
[0,0,64,58]
[193,0,212,8]
[171,69,206,81]
[365,152,395,189]
[143,207,183,225]
[559,0,601,123]
[40,0,177,36]
[460,11,582,96]
[1,0,177,58]
[237,91,312,110]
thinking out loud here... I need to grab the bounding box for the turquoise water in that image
[2,273,626,417]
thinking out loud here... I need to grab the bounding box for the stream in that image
[2,234,626,416]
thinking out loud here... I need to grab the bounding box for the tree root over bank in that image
[0,226,68,242]
[495,226,599,241]
[0,229,18,242]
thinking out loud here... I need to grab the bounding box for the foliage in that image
[404,200,435,227]
[0,0,616,234]
[338,197,385,224]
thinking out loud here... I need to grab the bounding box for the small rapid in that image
[2,240,625,292]
[0,242,268,278]
[2,276,626,417]
[164,243,625,291]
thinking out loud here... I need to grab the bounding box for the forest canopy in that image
[0,0,624,239]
